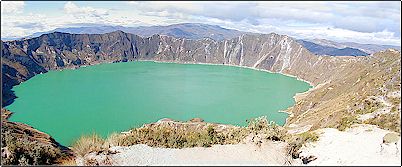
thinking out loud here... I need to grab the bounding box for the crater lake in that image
[7,61,311,145]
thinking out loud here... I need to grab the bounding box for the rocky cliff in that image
[1,31,401,133]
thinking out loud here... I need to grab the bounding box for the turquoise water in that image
[7,61,311,146]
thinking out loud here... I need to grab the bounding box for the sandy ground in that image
[299,124,401,166]
[78,139,297,166]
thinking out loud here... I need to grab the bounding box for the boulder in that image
[189,118,204,123]
[383,132,400,144]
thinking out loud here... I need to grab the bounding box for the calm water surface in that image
[7,61,311,145]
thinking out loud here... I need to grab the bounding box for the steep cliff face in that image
[1,31,401,132]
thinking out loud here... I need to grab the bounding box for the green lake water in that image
[7,61,311,146]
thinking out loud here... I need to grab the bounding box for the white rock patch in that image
[299,124,401,166]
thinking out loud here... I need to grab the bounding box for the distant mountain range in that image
[301,38,401,55]
[2,23,400,56]
[296,40,369,56]
[25,23,249,41]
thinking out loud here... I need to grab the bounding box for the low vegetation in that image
[1,131,62,165]
[354,98,383,115]
[364,111,401,133]
[286,131,320,159]
[389,97,401,106]
[336,115,360,131]
[246,116,287,141]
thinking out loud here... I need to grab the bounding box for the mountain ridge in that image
[21,23,250,42]
[4,23,398,57]
[297,39,369,56]
[303,38,401,54]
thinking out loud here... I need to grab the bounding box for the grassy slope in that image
[286,50,401,133]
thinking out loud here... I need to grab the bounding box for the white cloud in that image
[289,27,400,46]
[134,1,400,35]
[64,1,108,19]
[1,13,49,39]
[1,1,24,14]
[1,1,400,46]
[124,1,400,46]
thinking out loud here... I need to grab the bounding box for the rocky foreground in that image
[75,119,400,166]
[80,140,291,166]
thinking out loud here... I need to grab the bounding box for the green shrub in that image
[112,124,219,148]
[83,117,287,152]
[246,116,287,141]
[336,115,360,131]
[102,121,252,149]
[298,131,319,142]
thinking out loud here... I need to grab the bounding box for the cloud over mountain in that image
[1,1,400,46]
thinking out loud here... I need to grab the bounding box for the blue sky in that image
[1,1,401,46]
